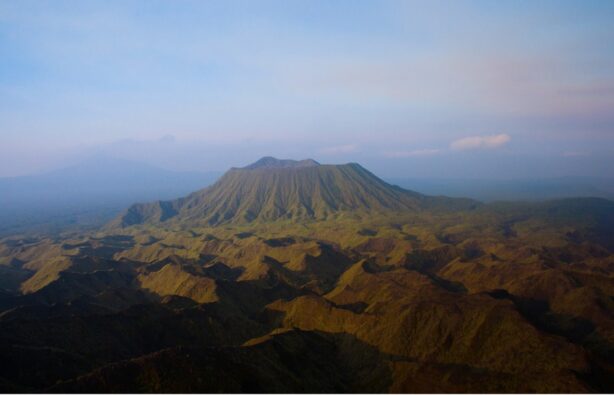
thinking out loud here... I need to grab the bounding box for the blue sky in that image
[1,0,613,178]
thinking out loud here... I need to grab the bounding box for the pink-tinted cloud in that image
[285,51,614,122]
[450,134,511,150]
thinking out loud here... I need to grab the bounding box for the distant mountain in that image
[387,177,614,202]
[0,157,221,235]
[114,157,478,228]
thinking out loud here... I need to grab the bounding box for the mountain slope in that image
[113,157,476,228]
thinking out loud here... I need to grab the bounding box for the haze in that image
[2,3,614,391]
[1,0,614,179]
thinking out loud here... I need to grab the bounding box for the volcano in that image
[114,157,476,227]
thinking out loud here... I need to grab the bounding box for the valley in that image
[0,158,612,392]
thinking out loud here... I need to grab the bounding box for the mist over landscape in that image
[1,1,614,393]
[1,155,613,237]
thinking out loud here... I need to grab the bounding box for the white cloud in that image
[384,149,441,158]
[319,144,359,155]
[450,134,511,150]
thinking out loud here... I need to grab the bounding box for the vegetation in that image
[0,158,612,392]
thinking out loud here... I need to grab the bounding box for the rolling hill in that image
[0,157,612,392]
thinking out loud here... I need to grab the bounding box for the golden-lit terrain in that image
[0,158,612,392]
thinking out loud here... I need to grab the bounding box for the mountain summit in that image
[113,157,476,227]
[242,156,320,169]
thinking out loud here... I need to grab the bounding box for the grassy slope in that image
[113,163,478,228]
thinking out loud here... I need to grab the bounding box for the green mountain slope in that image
[113,157,477,228]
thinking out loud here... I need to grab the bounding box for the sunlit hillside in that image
[1,158,612,392]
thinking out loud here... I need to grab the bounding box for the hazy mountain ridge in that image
[0,157,221,236]
[387,176,614,202]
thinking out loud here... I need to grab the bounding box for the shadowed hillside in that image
[0,158,612,393]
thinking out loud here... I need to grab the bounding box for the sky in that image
[1,0,613,178]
